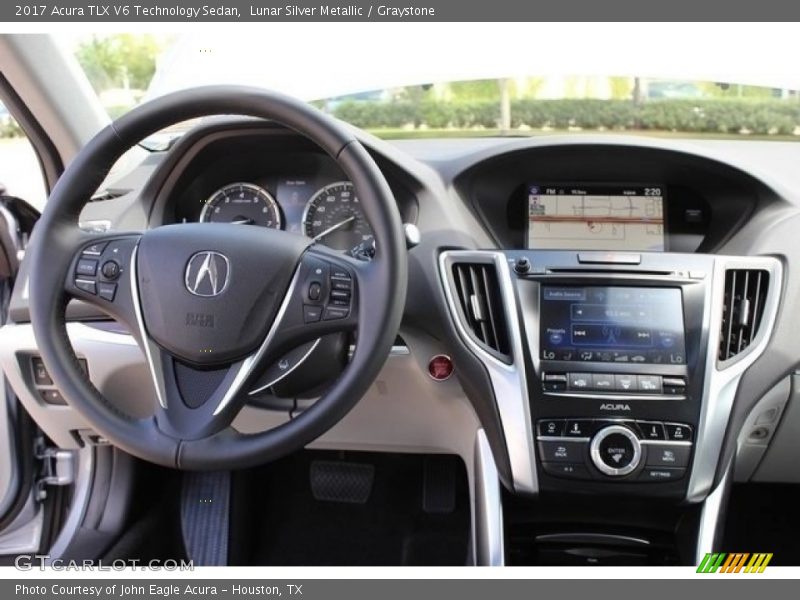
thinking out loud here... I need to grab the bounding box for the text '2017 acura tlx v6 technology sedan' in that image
[0,32,799,568]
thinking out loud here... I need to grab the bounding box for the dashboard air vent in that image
[452,262,511,360]
[719,269,769,361]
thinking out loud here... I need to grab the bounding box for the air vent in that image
[719,269,769,361]
[451,262,511,361]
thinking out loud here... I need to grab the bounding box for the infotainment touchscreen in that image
[526,184,664,251]
[540,286,686,365]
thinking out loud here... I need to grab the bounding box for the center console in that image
[441,247,782,564]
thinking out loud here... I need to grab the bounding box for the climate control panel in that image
[536,419,693,483]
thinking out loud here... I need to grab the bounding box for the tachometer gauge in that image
[200,182,282,228]
[302,181,373,251]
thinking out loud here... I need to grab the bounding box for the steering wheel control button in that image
[645,443,691,468]
[101,260,121,280]
[330,268,351,280]
[636,375,662,393]
[39,389,66,405]
[428,354,454,381]
[308,282,322,301]
[567,372,592,391]
[590,425,641,477]
[638,467,686,482]
[541,462,590,480]
[97,282,117,302]
[75,258,98,277]
[303,305,323,323]
[322,306,349,321]
[564,419,593,438]
[665,423,693,442]
[538,419,566,437]
[82,241,108,256]
[331,278,352,291]
[74,279,97,295]
[330,289,351,302]
[31,357,52,385]
[638,421,667,440]
[538,440,586,463]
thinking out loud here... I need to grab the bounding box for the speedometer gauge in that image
[302,181,373,251]
[200,182,282,228]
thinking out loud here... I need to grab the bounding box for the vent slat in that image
[451,261,511,360]
[719,269,769,361]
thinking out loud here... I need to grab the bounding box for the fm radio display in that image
[540,286,686,365]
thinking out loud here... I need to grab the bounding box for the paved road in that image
[0,137,47,211]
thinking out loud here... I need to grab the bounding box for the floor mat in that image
[721,483,800,566]
[229,451,470,566]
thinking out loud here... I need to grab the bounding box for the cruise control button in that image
[74,279,97,295]
[664,423,693,442]
[76,258,98,277]
[97,282,117,302]
[638,467,686,482]
[568,373,592,391]
[614,373,637,392]
[645,444,691,468]
[537,419,565,437]
[638,421,666,440]
[591,373,615,391]
[303,305,322,323]
[637,375,662,393]
[541,462,590,480]
[564,419,593,437]
[538,440,586,463]
[322,306,349,321]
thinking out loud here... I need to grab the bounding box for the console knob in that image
[589,425,641,477]
[514,256,531,274]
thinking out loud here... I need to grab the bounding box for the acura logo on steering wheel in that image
[185,251,230,297]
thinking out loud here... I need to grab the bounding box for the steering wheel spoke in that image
[65,233,143,335]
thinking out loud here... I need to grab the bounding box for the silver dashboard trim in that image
[695,461,732,562]
[686,256,782,502]
[473,429,505,566]
[440,250,538,494]
[589,424,641,477]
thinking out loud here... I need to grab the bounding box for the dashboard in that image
[6,118,800,566]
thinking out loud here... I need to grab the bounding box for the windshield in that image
[60,32,800,141]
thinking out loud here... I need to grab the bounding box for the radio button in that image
[564,419,594,437]
[614,373,637,392]
[591,373,615,391]
[636,375,662,393]
[567,373,592,391]
[664,423,693,442]
[638,467,686,482]
[541,462,590,480]
[645,444,691,468]
[538,440,586,463]
[538,419,566,437]
[637,421,667,440]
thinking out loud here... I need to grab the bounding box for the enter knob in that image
[589,425,641,477]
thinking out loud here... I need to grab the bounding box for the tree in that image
[75,34,163,93]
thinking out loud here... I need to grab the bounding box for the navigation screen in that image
[526,184,665,251]
[540,286,686,365]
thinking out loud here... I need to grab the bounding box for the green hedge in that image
[332,99,800,135]
[0,118,24,139]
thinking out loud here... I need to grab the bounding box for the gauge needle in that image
[231,218,255,225]
[313,216,356,241]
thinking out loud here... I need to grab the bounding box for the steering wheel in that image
[27,86,407,470]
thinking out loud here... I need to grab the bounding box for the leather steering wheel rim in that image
[27,86,407,470]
